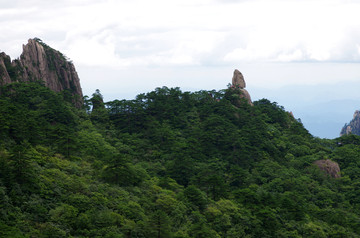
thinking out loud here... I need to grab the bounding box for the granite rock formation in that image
[229,69,252,105]
[0,53,12,85]
[340,110,360,136]
[0,38,83,107]
[232,69,246,88]
[313,159,341,178]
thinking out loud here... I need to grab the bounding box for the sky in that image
[1,0,360,138]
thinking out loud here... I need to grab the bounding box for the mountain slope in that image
[1,47,360,237]
[1,81,360,237]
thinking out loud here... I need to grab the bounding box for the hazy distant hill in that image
[252,84,360,138]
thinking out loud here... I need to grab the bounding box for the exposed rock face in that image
[340,110,360,136]
[229,69,252,105]
[0,53,12,85]
[0,38,83,107]
[239,88,252,105]
[313,159,341,178]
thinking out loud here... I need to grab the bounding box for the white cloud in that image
[2,0,360,66]
[2,0,360,71]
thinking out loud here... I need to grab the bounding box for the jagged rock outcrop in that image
[229,69,252,106]
[0,38,83,107]
[313,159,341,178]
[340,110,360,136]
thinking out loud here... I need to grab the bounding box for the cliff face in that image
[0,53,14,85]
[0,38,83,107]
[340,110,360,136]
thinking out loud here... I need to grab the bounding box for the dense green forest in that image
[1,82,360,237]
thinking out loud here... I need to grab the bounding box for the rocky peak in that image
[340,110,360,136]
[232,69,246,88]
[229,69,252,106]
[0,38,83,107]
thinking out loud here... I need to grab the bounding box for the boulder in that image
[313,159,341,178]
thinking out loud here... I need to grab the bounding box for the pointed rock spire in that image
[230,69,252,105]
[232,69,246,88]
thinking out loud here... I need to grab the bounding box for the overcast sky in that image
[1,0,360,138]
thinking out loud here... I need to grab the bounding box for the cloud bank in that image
[2,0,360,68]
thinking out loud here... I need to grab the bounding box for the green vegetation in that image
[0,54,21,81]
[1,82,360,237]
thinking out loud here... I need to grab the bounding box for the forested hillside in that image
[1,82,360,237]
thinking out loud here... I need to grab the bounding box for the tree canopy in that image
[0,82,360,237]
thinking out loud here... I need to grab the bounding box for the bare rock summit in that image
[0,38,83,107]
[229,69,252,105]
